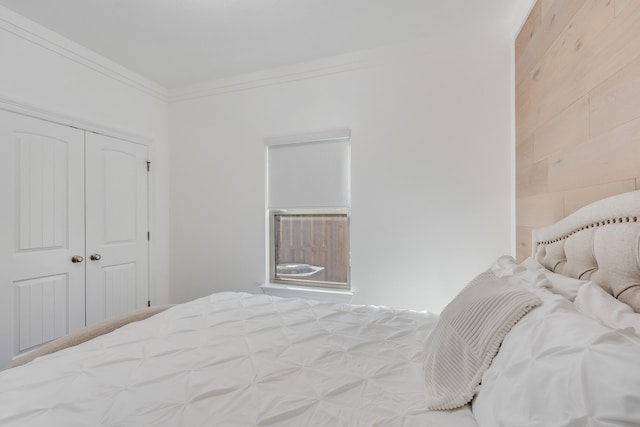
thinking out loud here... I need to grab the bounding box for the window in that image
[266,129,350,289]
[270,210,349,288]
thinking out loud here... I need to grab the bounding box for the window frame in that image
[269,208,350,290]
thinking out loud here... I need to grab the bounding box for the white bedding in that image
[0,292,478,427]
[473,286,640,426]
[474,257,640,426]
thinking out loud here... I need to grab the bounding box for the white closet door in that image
[85,133,149,325]
[0,109,85,368]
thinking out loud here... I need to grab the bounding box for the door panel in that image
[104,150,137,243]
[15,274,68,352]
[103,263,137,319]
[0,110,85,368]
[85,133,148,325]
[18,135,69,250]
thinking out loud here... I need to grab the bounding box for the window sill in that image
[260,283,354,303]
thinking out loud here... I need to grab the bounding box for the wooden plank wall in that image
[515,0,640,261]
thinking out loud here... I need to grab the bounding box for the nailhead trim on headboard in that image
[536,216,639,246]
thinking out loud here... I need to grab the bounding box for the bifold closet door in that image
[0,109,86,367]
[85,133,149,325]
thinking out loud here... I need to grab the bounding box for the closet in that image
[0,109,149,367]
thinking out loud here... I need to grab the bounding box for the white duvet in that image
[0,292,478,426]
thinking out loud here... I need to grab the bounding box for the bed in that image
[1,191,639,426]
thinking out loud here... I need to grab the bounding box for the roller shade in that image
[266,129,350,209]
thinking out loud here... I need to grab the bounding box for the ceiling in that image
[0,0,529,89]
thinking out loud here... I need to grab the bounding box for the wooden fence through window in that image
[275,214,348,283]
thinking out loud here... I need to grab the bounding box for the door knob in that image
[71,255,84,263]
[90,253,102,261]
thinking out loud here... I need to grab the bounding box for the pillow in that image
[575,281,640,336]
[520,256,591,300]
[423,269,541,410]
[472,286,640,426]
[490,256,552,291]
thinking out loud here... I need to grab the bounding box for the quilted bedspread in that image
[0,292,478,426]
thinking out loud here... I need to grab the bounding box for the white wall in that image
[0,3,520,314]
[0,7,170,304]
[169,32,513,312]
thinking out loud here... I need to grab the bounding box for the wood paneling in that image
[516,226,534,264]
[516,192,564,228]
[515,0,640,261]
[526,1,616,138]
[590,54,640,137]
[547,117,640,192]
[516,135,548,198]
[515,0,585,86]
[614,0,640,17]
[532,96,589,162]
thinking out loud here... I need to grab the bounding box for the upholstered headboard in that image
[532,190,640,313]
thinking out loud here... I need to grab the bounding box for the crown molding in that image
[168,36,446,103]
[166,36,440,103]
[169,55,379,103]
[0,6,168,102]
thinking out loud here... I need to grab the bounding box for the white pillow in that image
[490,256,552,290]
[521,256,591,300]
[423,269,541,410]
[575,281,640,336]
[472,286,640,426]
